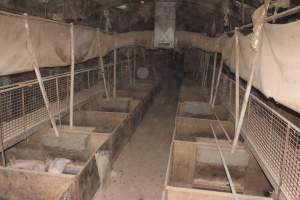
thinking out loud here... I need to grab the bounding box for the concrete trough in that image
[177,101,229,120]
[116,82,160,115]
[175,117,235,142]
[81,96,143,134]
[62,110,130,161]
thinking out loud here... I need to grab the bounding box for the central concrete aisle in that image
[93,78,179,200]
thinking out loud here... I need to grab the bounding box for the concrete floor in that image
[93,77,179,200]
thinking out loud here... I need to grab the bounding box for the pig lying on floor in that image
[8,157,71,173]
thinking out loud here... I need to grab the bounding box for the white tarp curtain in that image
[0,12,299,113]
[220,20,300,114]
[0,13,101,75]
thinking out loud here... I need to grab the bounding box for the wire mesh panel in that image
[0,66,104,150]
[281,126,300,200]
[247,97,286,182]
[0,88,25,142]
[215,73,300,200]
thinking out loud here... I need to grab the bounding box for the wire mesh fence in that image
[216,73,300,200]
[0,66,103,150]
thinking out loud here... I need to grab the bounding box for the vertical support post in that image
[24,14,59,136]
[202,53,211,87]
[276,124,290,199]
[69,23,75,129]
[127,49,132,86]
[87,71,90,88]
[0,123,6,166]
[210,52,217,104]
[201,52,206,86]
[96,29,109,99]
[241,0,245,25]
[235,28,240,132]
[101,56,110,99]
[133,47,137,86]
[229,81,232,110]
[212,55,224,107]
[21,88,27,140]
[113,45,117,98]
[55,78,61,127]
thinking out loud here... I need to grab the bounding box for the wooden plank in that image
[166,186,273,200]
[0,168,75,200]
[77,156,101,200]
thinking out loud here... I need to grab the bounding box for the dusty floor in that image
[93,77,179,200]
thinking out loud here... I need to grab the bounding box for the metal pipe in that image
[212,55,224,107]
[113,45,117,98]
[210,123,238,200]
[100,56,110,99]
[96,29,109,99]
[69,23,75,129]
[235,28,240,132]
[241,0,245,25]
[127,50,132,86]
[210,53,217,104]
[0,123,6,166]
[228,5,300,33]
[24,14,59,136]
[204,53,211,87]
[55,78,62,127]
[133,47,137,86]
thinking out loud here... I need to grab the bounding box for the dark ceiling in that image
[0,0,297,34]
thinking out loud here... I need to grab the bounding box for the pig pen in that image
[80,96,143,134]
[177,101,229,120]
[164,139,274,200]
[1,127,110,200]
[62,110,130,161]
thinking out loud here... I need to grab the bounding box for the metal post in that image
[0,122,6,166]
[201,52,207,86]
[100,56,110,99]
[276,124,290,199]
[212,55,224,107]
[69,23,75,129]
[235,28,240,132]
[96,29,109,99]
[21,88,27,140]
[210,53,217,104]
[113,45,117,98]
[87,71,90,88]
[24,14,59,136]
[202,52,210,87]
[127,49,132,86]
[133,47,136,86]
[241,0,245,25]
[55,78,61,127]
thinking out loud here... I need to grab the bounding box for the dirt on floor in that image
[93,74,179,200]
